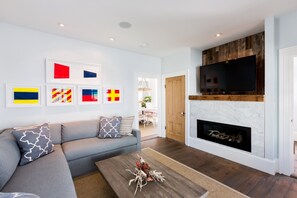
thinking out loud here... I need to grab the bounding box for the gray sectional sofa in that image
[0,119,141,198]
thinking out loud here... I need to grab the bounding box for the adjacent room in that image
[1,1,297,198]
[138,77,159,138]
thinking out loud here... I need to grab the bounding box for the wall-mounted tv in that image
[200,55,257,94]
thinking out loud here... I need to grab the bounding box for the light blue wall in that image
[161,48,202,94]
[277,10,297,49]
[0,23,161,129]
[161,48,191,74]
[264,9,297,159]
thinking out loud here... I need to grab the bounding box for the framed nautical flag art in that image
[46,59,101,85]
[77,86,101,105]
[6,84,42,108]
[46,85,76,106]
[103,88,123,104]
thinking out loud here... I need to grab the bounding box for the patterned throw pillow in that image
[98,117,122,138]
[0,192,40,198]
[120,116,134,136]
[12,123,54,166]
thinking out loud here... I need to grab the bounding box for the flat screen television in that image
[200,55,257,94]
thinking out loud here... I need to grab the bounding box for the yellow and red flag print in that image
[52,88,72,103]
[107,89,120,102]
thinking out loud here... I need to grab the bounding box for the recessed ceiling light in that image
[216,33,222,37]
[109,37,115,41]
[58,23,65,27]
[140,43,149,48]
[119,22,132,29]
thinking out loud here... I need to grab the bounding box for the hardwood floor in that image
[142,137,297,198]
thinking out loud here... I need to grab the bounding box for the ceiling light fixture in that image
[58,23,65,27]
[109,37,115,41]
[216,33,222,37]
[119,22,132,29]
[140,43,149,48]
[138,78,151,91]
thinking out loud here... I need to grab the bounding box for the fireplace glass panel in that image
[197,120,251,152]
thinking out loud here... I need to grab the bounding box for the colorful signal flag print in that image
[82,89,98,102]
[46,59,101,85]
[107,89,120,102]
[83,70,97,78]
[52,88,72,103]
[54,63,70,79]
[104,88,122,103]
[13,88,39,104]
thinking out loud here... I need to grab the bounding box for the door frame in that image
[134,72,162,136]
[161,70,189,145]
[279,46,297,175]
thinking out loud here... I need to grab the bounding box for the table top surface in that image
[96,150,208,198]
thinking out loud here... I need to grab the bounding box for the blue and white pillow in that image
[98,117,122,138]
[12,123,54,165]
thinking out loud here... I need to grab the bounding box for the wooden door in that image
[166,75,185,143]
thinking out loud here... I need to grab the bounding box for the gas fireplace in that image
[197,120,251,152]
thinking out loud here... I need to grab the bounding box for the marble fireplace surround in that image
[190,100,265,158]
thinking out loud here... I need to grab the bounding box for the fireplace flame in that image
[208,130,242,143]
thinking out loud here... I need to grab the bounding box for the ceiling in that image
[1,0,297,57]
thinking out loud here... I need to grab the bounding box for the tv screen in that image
[200,55,257,94]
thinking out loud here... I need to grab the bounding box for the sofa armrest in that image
[132,129,141,150]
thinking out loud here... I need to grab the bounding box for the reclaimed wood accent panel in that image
[202,32,265,94]
[188,95,264,102]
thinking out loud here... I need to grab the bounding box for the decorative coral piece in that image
[126,155,165,195]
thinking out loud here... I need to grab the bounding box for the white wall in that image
[0,23,161,129]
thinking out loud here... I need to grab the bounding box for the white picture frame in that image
[46,59,101,85]
[46,85,76,106]
[5,84,43,108]
[77,86,101,105]
[103,87,123,104]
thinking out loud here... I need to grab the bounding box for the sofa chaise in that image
[0,119,141,198]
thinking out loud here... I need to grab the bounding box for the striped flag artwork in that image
[13,88,39,104]
[107,89,120,102]
[51,88,72,103]
[82,89,98,102]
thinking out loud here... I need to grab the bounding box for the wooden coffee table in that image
[96,150,208,197]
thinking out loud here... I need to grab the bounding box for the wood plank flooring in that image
[142,137,297,198]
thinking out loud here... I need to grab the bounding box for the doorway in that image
[165,75,186,143]
[138,77,159,138]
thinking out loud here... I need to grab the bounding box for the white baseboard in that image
[188,137,277,175]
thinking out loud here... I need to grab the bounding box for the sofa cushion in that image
[98,116,122,138]
[49,123,61,144]
[0,192,40,198]
[120,116,134,136]
[62,120,99,143]
[0,129,21,191]
[62,136,137,161]
[12,123,54,166]
[2,145,77,198]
